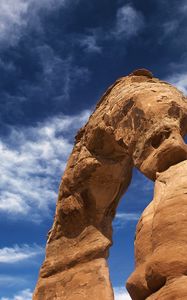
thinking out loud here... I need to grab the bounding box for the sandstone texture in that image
[33,69,187,300]
[127,161,187,299]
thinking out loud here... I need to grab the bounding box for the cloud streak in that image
[113,212,140,229]
[0,44,90,126]
[113,4,144,39]
[1,289,32,300]
[114,287,131,300]
[31,45,90,103]
[0,244,43,263]
[75,4,144,55]
[167,72,187,95]
[0,276,28,288]
[79,33,102,54]
[0,0,72,48]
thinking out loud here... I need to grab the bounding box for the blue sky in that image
[0,0,187,299]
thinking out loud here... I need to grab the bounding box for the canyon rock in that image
[127,161,187,299]
[33,69,187,300]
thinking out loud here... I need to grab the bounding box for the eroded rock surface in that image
[33,70,187,300]
[127,161,187,299]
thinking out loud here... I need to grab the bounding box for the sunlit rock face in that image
[127,161,187,300]
[33,69,187,300]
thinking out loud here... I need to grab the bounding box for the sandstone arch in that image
[33,70,187,300]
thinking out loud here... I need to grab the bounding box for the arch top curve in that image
[33,71,187,300]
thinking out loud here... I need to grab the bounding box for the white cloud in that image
[0,44,90,115]
[113,212,140,229]
[79,33,102,54]
[116,212,140,221]
[0,0,72,47]
[160,0,187,42]
[0,276,27,287]
[36,45,90,101]
[162,20,179,36]
[0,110,90,221]
[74,4,144,55]
[1,289,32,300]
[178,0,187,14]
[0,0,28,46]
[167,72,187,95]
[114,287,131,300]
[113,5,144,39]
[0,244,43,263]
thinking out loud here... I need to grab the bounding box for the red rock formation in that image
[127,161,187,299]
[33,70,187,300]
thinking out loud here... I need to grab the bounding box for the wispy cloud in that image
[35,44,90,101]
[167,72,187,95]
[79,33,102,54]
[160,0,187,43]
[162,20,179,37]
[0,45,90,125]
[0,0,73,47]
[113,212,140,229]
[1,289,32,300]
[0,244,43,263]
[177,0,187,14]
[0,110,90,221]
[114,287,131,300]
[0,276,28,288]
[0,0,28,46]
[75,4,144,55]
[113,4,144,39]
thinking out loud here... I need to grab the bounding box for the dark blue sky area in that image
[0,0,187,299]
[1,0,187,129]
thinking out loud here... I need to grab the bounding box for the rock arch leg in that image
[33,129,133,300]
[127,161,187,299]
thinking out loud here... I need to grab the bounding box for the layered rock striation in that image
[33,69,187,300]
